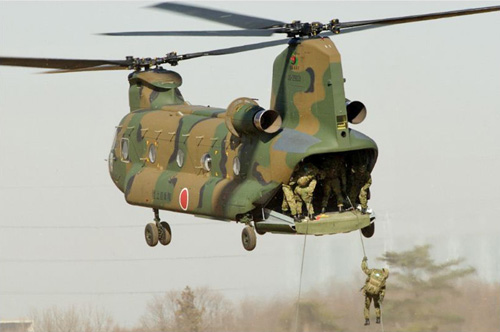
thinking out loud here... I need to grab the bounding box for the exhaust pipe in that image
[346,99,367,124]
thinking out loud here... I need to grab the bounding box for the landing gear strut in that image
[145,209,172,247]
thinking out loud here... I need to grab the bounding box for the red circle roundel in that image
[179,188,189,211]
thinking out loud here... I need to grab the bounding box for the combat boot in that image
[364,319,370,326]
[376,317,380,324]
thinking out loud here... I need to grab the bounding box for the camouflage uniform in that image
[361,257,389,325]
[347,153,371,209]
[321,156,346,212]
[282,169,300,217]
[359,175,372,212]
[294,164,319,218]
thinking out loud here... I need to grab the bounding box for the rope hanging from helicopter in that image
[358,220,386,332]
[293,217,310,332]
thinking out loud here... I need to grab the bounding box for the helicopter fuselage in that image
[108,37,378,222]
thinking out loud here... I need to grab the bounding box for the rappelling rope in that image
[359,229,367,258]
[359,225,386,332]
[294,216,310,332]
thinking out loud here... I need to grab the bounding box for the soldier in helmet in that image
[321,155,347,213]
[294,163,319,220]
[347,152,371,213]
[359,175,372,214]
[361,256,389,326]
[282,165,301,222]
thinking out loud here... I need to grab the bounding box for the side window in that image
[148,144,157,164]
[201,153,212,172]
[176,149,185,167]
[233,156,240,176]
[121,138,129,162]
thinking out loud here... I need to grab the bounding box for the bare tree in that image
[30,305,115,332]
[140,286,235,332]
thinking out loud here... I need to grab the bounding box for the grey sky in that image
[0,1,499,327]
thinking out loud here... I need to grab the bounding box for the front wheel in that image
[241,226,257,251]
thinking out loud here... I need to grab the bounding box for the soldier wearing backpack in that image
[361,256,389,326]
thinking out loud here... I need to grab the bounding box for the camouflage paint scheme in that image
[108,36,378,225]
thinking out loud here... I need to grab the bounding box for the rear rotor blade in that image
[338,5,500,32]
[103,29,277,37]
[179,37,290,61]
[0,57,130,70]
[151,2,285,29]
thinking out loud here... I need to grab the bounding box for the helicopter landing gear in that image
[241,226,257,251]
[159,221,172,246]
[145,209,172,247]
[361,221,375,238]
[145,222,159,247]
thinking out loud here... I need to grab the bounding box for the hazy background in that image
[0,1,499,327]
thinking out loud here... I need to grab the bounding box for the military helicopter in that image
[1,3,499,251]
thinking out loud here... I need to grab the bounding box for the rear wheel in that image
[241,226,257,251]
[361,222,375,238]
[159,221,172,246]
[145,222,159,247]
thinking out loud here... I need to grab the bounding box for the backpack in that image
[365,269,386,295]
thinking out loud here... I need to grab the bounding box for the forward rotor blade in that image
[103,29,277,37]
[338,5,500,32]
[0,57,130,70]
[151,2,285,29]
[43,65,129,74]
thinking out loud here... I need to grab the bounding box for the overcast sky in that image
[0,1,499,327]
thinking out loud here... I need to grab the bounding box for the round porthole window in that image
[121,138,129,161]
[201,153,212,171]
[233,156,240,176]
[148,144,157,164]
[176,149,185,167]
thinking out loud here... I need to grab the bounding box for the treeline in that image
[29,245,500,332]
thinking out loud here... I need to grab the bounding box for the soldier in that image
[294,163,319,220]
[321,155,347,213]
[282,165,301,222]
[347,152,371,212]
[361,256,389,326]
[359,175,372,214]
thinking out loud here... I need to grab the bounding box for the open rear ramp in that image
[295,210,371,235]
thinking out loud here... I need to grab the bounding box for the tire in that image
[145,222,159,247]
[241,226,257,251]
[361,222,375,238]
[159,221,172,246]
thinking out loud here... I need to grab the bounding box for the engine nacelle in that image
[346,99,367,124]
[225,98,282,137]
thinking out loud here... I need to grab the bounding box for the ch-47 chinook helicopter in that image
[1,3,500,251]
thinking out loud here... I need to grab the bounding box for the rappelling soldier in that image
[361,256,389,326]
[294,163,319,220]
[320,155,347,213]
[282,165,301,222]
